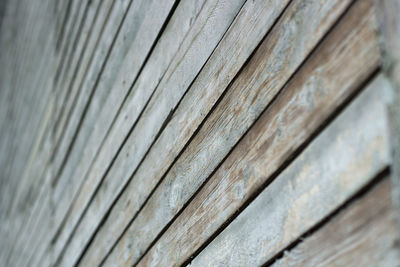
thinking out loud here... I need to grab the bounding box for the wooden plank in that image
[375,0,400,230]
[136,1,382,265]
[9,0,101,239]
[44,0,178,265]
[52,0,88,124]
[0,0,59,264]
[76,0,295,265]
[103,0,360,265]
[49,0,131,187]
[6,0,117,264]
[189,74,392,266]
[1,0,109,264]
[0,0,55,199]
[53,0,83,93]
[56,1,248,266]
[272,177,400,267]
[51,0,114,151]
[52,0,102,148]
[51,0,223,264]
[3,0,119,264]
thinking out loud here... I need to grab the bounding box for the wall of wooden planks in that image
[0,0,399,266]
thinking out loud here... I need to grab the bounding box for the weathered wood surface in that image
[103,0,359,265]
[0,0,59,264]
[79,0,296,265]
[3,0,115,264]
[49,0,131,189]
[0,0,58,264]
[21,0,111,264]
[48,0,180,265]
[57,1,248,266]
[52,0,102,151]
[1,0,398,266]
[136,1,382,265]
[51,0,222,264]
[188,74,392,266]
[375,0,400,230]
[272,177,400,267]
[5,0,114,263]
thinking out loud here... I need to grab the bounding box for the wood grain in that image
[50,0,183,266]
[104,0,361,266]
[189,74,392,266]
[375,0,400,231]
[79,0,293,265]
[137,1,382,265]
[271,177,400,267]
[51,0,213,264]
[55,1,247,267]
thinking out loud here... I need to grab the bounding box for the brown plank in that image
[272,177,400,267]
[188,74,392,266]
[78,0,294,265]
[56,1,247,267]
[104,0,366,266]
[136,1,383,265]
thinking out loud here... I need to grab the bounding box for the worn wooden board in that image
[51,0,114,152]
[78,0,295,265]
[0,0,59,264]
[1,0,117,263]
[136,2,382,265]
[52,0,88,127]
[50,0,227,264]
[188,74,392,266]
[375,0,400,231]
[10,0,101,235]
[10,0,121,264]
[52,0,102,149]
[49,0,131,187]
[45,0,179,265]
[271,177,400,267]
[56,1,248,266]
[103,0,359,265]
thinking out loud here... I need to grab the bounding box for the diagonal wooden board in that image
[189,74,392,266]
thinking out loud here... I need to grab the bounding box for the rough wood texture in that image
[79,0,294,265]
[52,1,245,266]
[1,0,398,265]
[189,75,392,266]
[103,0,360,265]
[272,177,400,267]
[137,1,382,265]
[55,1,247,267]
[47,0,181,264]
[375,0,400,231]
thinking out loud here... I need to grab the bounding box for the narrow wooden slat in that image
[53,0,224,264]
[136,1,382,265]
[189,74,392,266]
[272,177,400,267]
[78,0,294,265]
[0,0,59,264]
[57,1,248,266]
[52,0,102,149]
[103,0,358,265]
[10,0,120,264]
[49,0,179,266]
[375,0,400,230]
[49,0,131,187]
[0,1,58,263]
[4,0,120,265]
